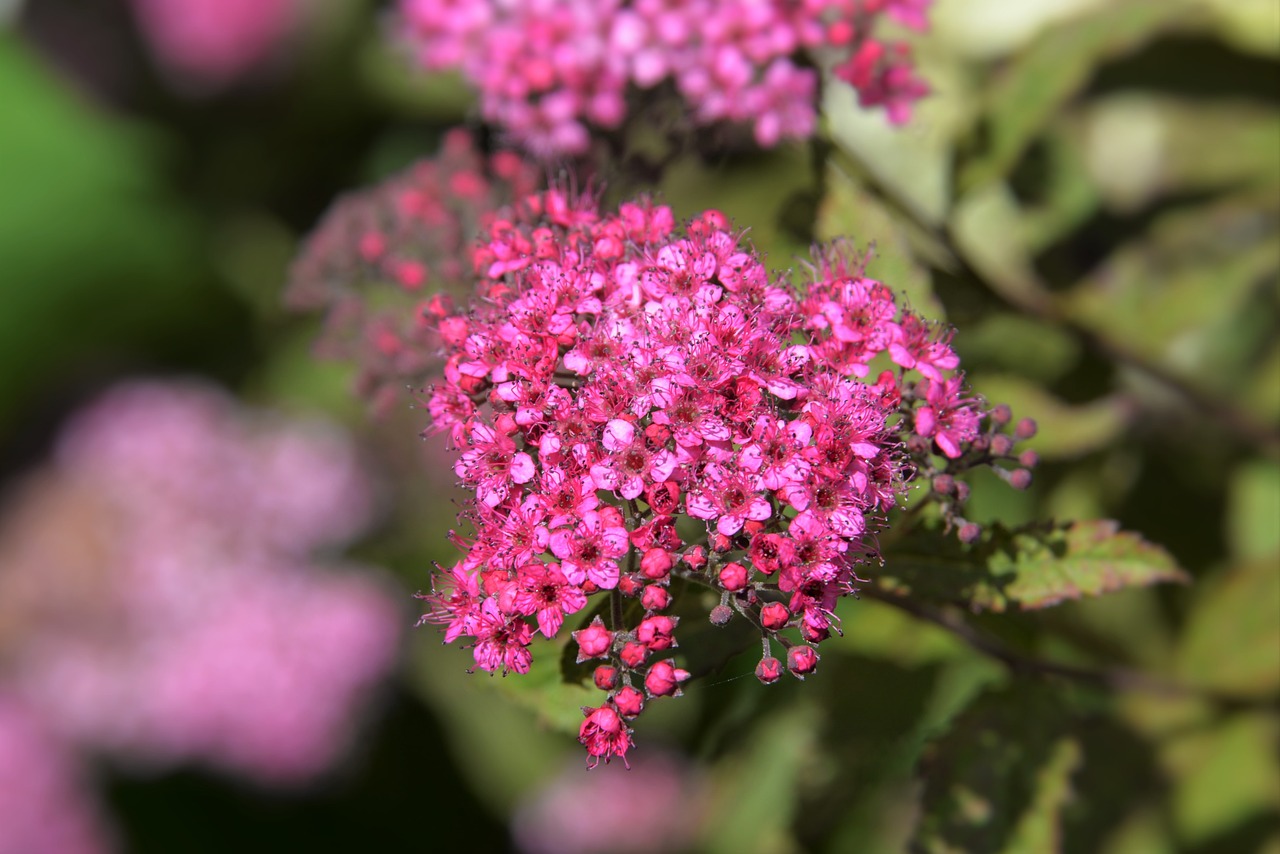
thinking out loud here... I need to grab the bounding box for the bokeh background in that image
[0,0,1276,852]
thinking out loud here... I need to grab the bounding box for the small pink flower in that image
[579,705,632,767]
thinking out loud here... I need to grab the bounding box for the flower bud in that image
[932,474,954,495]
[644,659,691,697]
[958,522,982,544]
[718,562,749,592]
[954,481,971,502]
[709,604,733,626]
[641,547,673,580]
[637,615,678,651]
[1009,469,1032,490]
[1015,418,1038,440]
[573,616,613,662]
[618,574,644,597]
[787,646,819,679]
[1019,449,1039,468]
[612,686,645,718]
[641,585,671,612]
[990,434,1014,456]
[683,546,707,571]
[755,657,784,684]
[759,602,790,631]
[990,403,1012,426]
[593,665,620,691]
[620,641,649,669]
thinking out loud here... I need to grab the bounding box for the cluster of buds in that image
[286,130,540,414]
[397,0,932,156]
[413,188,1034,765]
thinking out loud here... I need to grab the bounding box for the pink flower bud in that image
[618,574,644,597]
[641,585,671,612]
[637,615,678,651]
[800,622,830,643]
[683,547,707,571]
[932,474,954,495]
[1009,469,1032,490]
[620,641,649,669]
[718,562,749,592]
[1015,418,1038,440]
[709,604,732,626]
[641,548,673,579]
[958,522,982,544]
[644,659,691,697]
[756,657,784,684]
[759,602,790,631]
[573,616,613,662]
[613,686,645,718]
[990,434,1014,456]
[1019,450,1040,468]
[594,665,620,691]
[787,646,819,678]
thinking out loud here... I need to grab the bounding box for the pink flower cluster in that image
[288,130,540,415]
[397,0,932,156]
[417,190,1030,764]
[129,0,305,90]
[0,381,401,787]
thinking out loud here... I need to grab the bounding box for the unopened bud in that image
[644,659,691,697]
[593,665,619,691]
[990,404,1012,426]
[1009,469,1032,490]
[1015,418,1038,440]
[990,434,1014,456]
[620,641,649,669]
[641,585,671,612]
[759,602,790,631]
[958,522,982,544]
[932,474,954,495]
[709,604,733,626]
[787,646,820,678]
[756,657,784,684]
[573,617,613,662]
[613,686,645,718]
[640,547,673,579]
[1018,449,1039,468]
[718,562,749,592]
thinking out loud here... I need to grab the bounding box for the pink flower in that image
[914,376,982,459]
[512,562,588,638]
[578,705,633,767]
[455,420,537,507]
[550,508,629,590]
[471,598,535,674]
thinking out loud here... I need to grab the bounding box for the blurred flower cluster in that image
[287,129,542,416]
[412,188,1034,763]
[0,380,402,851]
[397,0,931,156]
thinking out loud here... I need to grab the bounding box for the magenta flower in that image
[550,508,630,589]
[590,419,679,500]
[511,562,588,638]
[578,705,633,768]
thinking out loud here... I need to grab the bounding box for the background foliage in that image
[0,0,1276,851]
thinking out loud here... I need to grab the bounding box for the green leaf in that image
[1164,713,1280,846]
[1226,461,1280,562]
[1178,557,1280,696]
[880,520,1188,613]
[912,684,1079,854]
[959,0,1189,192]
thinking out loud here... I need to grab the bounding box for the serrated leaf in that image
[880,521,1188,613]
[1178,558,1280,696]
[959,0,1189,191]
[912,684,1077,854]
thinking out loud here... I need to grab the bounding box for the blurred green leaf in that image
[1178,557,1280,696]
[951,182,1046,309]
[959,0,1189,192]
[1226,461,1280,562]
[912,684,1077,854]
[696,701,817,854]
[1165,713,1280,846]
[880,520,1187,613]
[956,315,1080,382]
[1063,192,1278,388]
[968,375,1132,460]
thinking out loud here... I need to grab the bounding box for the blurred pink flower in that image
[0,696,114,854]
[512,752,705,854]
[128,0,304,89]
[0,380,402,785]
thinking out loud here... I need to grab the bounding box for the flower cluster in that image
[287,130,541,415]
[397,0,932,156]
[0,381,402,786]
[417,190,1034,764]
